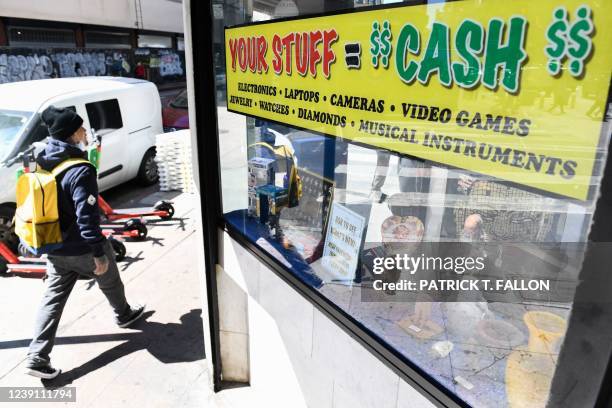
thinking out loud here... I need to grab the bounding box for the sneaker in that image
[25,364,61,379]
[117,304,146,328]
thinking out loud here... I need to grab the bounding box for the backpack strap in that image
[50,159,92,178]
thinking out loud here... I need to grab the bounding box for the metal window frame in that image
[136,33,173,49]
[189,0,224,393]
[189,0,612,406]
[7,25,76,48]
[84,30,132,49]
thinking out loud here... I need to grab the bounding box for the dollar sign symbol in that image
[567,6,593,77]
[379,21,392,68]
[545,7,568,76]
[370,21,380,67]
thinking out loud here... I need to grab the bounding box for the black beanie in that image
[41,106,84,141]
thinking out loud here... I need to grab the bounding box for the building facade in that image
[0,0,185,85]
[186,0,612,406]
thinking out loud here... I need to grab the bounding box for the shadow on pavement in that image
[145,236,165,247]
[102,182,183,209]
[11,308,206,388]
[143,217,189,232]
[119,251,146,271]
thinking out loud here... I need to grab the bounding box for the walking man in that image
[25,106,144,379]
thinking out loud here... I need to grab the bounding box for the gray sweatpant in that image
[26,240,130,368]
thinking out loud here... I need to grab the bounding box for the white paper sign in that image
[322,203,365,280]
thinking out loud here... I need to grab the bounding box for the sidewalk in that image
[0,184,211,407]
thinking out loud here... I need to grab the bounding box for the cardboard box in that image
[248,157,275,216]
[255,185,289,223]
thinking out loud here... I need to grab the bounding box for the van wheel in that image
[137,148,159,186]
[0,205,18,252]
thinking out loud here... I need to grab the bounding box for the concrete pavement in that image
[0,182,211,407]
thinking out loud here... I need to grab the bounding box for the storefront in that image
[185,0,612,406]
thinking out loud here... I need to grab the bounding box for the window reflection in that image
[213,0,611,406]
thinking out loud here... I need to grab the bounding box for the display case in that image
[204,0,612,406]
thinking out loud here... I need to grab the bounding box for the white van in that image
[0,77,163,242]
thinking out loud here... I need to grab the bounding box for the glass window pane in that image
[85,99,123,132]
[85,31,132,49]
[8,26,76,47]
[212,0,612,406]
[138,34,172,49]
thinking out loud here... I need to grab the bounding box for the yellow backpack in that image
[15,159,90,255]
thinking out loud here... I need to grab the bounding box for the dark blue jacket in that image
[36,138,106,257]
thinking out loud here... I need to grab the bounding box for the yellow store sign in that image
[225,0,612,201]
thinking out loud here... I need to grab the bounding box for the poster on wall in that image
[225,0,612,201]
[321,203,365,281]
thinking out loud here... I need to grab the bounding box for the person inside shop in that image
[461,213,488,242]
[410,213,496,331]
[369,150,431,222]
[25,106,145,380]
[358,151,431,285]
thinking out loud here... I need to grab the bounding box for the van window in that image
[23,118,49,148]
[0,110,32,161]
[21,106,76,151]
[85,99,123,133]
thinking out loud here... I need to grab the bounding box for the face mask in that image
[78,131,90,151]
